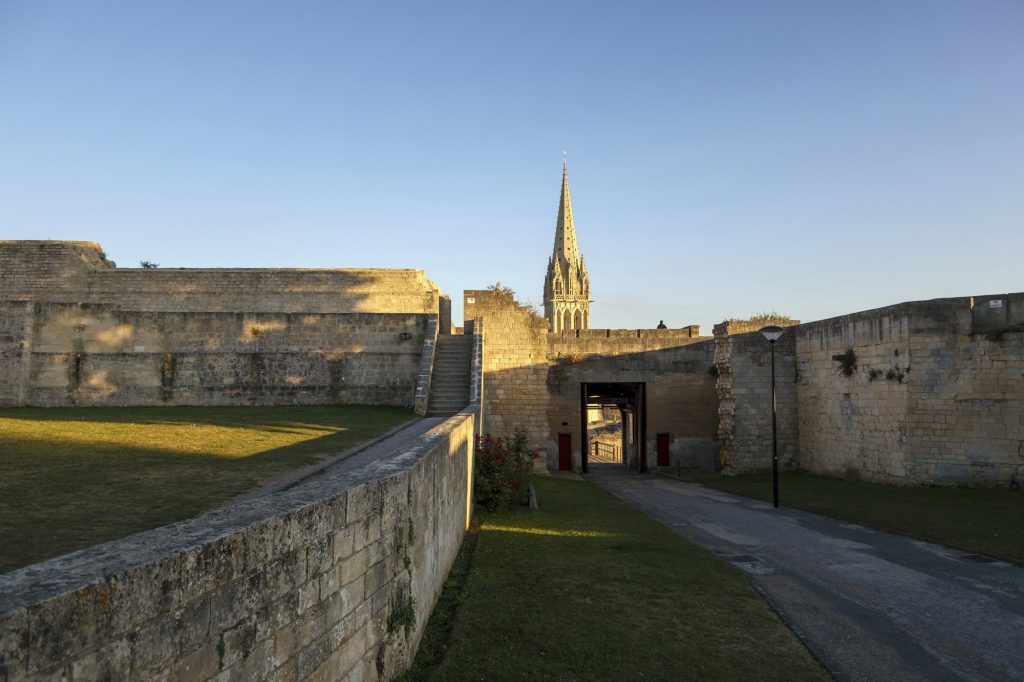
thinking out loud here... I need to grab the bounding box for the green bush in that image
[474,429,539,512]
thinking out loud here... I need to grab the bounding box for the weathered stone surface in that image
[0,412,475,681]
[0,241,442,407]
[711,296,1024,485]
[465,289,716,471]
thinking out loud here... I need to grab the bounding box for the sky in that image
[2,1,1022,333]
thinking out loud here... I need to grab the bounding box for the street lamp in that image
[760,325,785,508]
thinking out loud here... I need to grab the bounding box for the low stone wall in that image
[0,413,475,681]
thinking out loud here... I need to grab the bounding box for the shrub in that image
[474,428,540,512]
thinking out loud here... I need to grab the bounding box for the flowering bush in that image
[474,428,541,512]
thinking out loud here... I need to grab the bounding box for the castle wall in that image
[0,411,476,682]
[794,307,913,481]
[0,242,442,407]
[718,295,1024,485]
[0,301,32,406]
[463,290,550,445]
[905,294,1024,484]
[465,290,718,471]
[714,320,800,475]
[0,241,440,314]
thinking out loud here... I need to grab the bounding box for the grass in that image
[406,476,827,681]
[0,405,414,573]
[688,471,1024,563]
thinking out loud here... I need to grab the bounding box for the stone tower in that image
[544,162,591,332]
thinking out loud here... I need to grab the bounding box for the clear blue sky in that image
[2,1,1022,332]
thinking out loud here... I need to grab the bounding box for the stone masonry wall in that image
[0,301,32,406]
[794,294,1024,485]
[0,241,442,407]
[465,290,717,471]
[795,307,913,481]
[714,320,800,475]
[546,332,718,471]
[0,412,475,682]
[906,294,1024,484]
[0,242,440,315]
[463,290,550,447]
[4,303,431,407]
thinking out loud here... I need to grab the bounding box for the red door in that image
[656,433,670,467]
[558,434,572,470]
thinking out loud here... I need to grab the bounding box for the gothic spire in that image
[553,161,581,265]
[544,160,591,333]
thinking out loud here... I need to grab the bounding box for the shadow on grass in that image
[681,470,1024,564]
[0,405,414,573]
[407,476,827,682]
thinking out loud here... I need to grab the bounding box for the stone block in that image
[0,608,28,681]
[297,631,334,680]
[26,586,102,673]
[130,596,210,675]
[170,640,221,682]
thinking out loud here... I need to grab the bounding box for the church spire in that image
[554,160,580,264]
[544,161,591,333]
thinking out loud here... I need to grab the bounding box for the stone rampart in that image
[0,241,440,314]
[715,295,1024,485]
[465,290,717,471]
[794,304,914,481]
[796,295,1024,484]
[0,412,475,681]
[0,241,443,407]
[713,320,800,475]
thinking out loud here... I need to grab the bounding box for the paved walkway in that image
[586,466,1024,681]
[230,417,445,504]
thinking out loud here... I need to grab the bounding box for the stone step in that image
[427,335,472,415]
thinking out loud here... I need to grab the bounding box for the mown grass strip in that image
[690,471,1024,563]
[0,405,413,573]
[400,523,481,681]
[414,476,826,681]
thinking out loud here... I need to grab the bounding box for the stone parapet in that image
[0,412,475,681]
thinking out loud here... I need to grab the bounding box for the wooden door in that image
[558,433,572,471]
[656,433,670,467]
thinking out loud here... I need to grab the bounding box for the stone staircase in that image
[425,334,473,417]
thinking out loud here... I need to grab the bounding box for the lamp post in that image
[760,325,785,509]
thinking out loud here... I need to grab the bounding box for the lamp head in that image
[760,325,785,343]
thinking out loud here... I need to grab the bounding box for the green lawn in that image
[407,476,826,682]
[691,471,1024,563]
[0,405,413,573]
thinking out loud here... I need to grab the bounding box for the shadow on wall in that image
[0,247,446,408]
[479,341,721,474]
[0,404,415,573]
